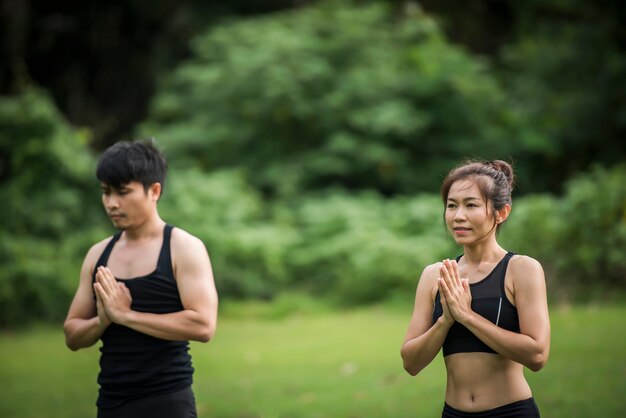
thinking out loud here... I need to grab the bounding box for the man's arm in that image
[64,240,111,351]
[95,228,218,342]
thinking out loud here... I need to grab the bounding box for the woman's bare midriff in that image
[444,352,532,412]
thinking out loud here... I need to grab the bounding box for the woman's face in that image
[445,179,496,245]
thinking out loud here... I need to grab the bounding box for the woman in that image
[401,160,550,417]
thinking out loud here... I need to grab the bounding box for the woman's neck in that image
[462,239,506,266]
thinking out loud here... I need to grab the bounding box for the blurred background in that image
[0,1,625,417]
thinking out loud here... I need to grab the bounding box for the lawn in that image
[0,304,625,417]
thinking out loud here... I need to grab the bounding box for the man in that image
[64,140,218,418]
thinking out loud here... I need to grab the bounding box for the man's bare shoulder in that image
[169,227,212,281]
[79,235,117,278]
[85,236,115,261]
[171,227,204,245]
[170,227,208,253]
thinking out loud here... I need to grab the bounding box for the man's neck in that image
[122,216,166,242]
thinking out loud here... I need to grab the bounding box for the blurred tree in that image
[0,0,310,150]
[0,88,106,326]
[417,0,626,192]
[500,1,626,192]
[143,1,519,196]
[414,0,515,55]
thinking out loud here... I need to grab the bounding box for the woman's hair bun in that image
[488,160,515,191]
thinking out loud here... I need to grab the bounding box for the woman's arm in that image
[439,257,550,371]
[401,263,454,376]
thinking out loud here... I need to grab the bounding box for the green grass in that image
[1,304,625,417]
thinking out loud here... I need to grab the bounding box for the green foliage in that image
[0,89,97,235]
[1,118,623,326]
[160,169,456,304]
[557,165,626,286]
[499,194,562,266]
[501,164,626,291]
[282,192,455,304]
[144,1,517,196]
[160,164,626,305]
[0,89,107,326]
[499,3,626,192]
[2,2,625,327]
[159,168,299,299]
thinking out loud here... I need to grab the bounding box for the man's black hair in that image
[96,139,168,194]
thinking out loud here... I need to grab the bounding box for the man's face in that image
[100,181,158,229]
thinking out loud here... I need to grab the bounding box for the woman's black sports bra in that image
[432,252,520,356]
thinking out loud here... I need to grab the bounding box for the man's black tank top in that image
[93,224,193,409]
[432,252,520,356]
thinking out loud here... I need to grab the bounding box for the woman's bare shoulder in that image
[509,254,543,272]
[508,254,546,286]
[421,261,444,279]
[417,261,444,297]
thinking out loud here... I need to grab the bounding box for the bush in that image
[557,164,626,286]
[501,164,626,293]
[1,91,623,326]
[499,194,562,276]
[159,170,457,304]
[283,192,455,304]
[159,169,299,299]
[0,89,107,326]
[155,164,626,305]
